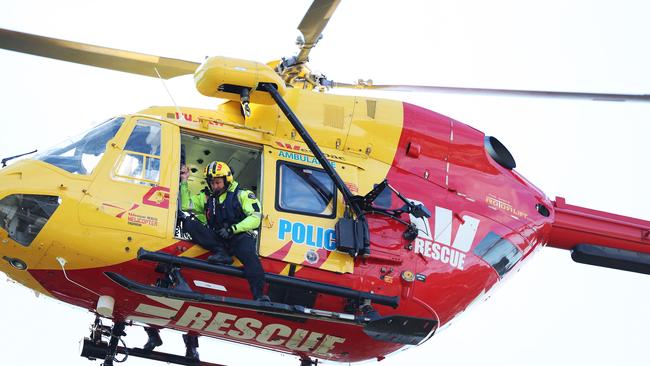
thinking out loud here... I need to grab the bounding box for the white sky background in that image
[1,1,649,365]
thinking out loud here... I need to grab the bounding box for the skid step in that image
[105,272,370,325]
[105,272,437,345]
[137,248,399,308]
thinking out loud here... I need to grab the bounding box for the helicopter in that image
[1,0,648,366]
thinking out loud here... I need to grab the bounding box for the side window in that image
[276,161,336,218]
[114,120,162,185]
[124,120,161,155]
[473,232,523,277]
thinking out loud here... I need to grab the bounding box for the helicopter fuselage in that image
[0,88,554,362]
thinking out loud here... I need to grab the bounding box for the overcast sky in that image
[1,1,649,365]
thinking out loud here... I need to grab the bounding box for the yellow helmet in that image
[204,161,233,183]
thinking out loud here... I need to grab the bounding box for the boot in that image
[255,295,271,302]
[143,327,162,351]
[207,247,233,265]
[251,284,269,302]
[182,333,200,361]
[360,304,380,320]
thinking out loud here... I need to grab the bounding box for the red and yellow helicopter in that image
[1,1,649,365]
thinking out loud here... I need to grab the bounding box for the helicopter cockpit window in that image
[113,120,162,185]
[34,117,124,175]
[276,162,336,218]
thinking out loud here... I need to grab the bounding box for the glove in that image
[180,165,190,182]
[217,227,234,240]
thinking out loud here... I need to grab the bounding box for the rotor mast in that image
[276,0,341,89]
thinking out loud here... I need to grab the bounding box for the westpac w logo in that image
[410,204,480,270]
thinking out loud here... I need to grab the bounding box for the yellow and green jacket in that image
[180,180,261,234]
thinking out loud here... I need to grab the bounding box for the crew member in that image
[180,161,268,301]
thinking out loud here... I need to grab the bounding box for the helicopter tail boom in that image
[548,197,650,274]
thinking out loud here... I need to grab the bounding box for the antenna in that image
[154,66,183,118]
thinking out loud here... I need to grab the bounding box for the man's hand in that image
[180,164,190,182]
[217,227,233,240]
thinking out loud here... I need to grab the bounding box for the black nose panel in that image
[0,194,59,246]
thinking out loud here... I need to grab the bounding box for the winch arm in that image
[260,83,359,215]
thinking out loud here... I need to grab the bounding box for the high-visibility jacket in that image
[180,180,261,234]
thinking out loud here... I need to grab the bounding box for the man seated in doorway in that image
[179,160,268,302]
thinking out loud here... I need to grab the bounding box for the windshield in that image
[35,117,125,175]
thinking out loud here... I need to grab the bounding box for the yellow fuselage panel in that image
[0,160,177,272]
[140,88,404,169]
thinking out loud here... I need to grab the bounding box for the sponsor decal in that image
[277,219,336,251]
[127,213,159,227]
[345,182,358,193]
[409,203,480,271]
[486,194,528,219]
[278,150,336,167]
[276,142,301,151]
[129,296,346,356]
[101,202,159,227]
[142,186,170,209]
[275,141,344,161]
[102,203,139,218]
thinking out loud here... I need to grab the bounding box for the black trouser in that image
[184,219,266,299]
[228,233,266,299]
[183,218,228,254]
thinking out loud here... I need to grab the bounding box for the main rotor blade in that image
[333,82,650,102]
[296,0,341,64]
[0,28,200,79]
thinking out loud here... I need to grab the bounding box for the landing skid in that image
[81,328,320,366]
[300,355,319,366]
[84,318,326,366]
[82,317,219,366]
[80,337,224,366]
